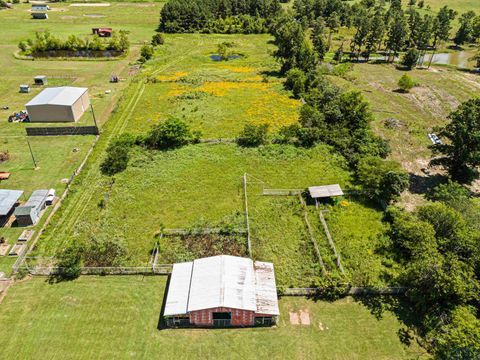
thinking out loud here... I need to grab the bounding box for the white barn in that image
[25,87,90,123]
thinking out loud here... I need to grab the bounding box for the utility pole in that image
[26,138,37,168]
[90,104,99,133]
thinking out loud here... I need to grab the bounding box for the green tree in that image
[55,242,83,280]
[140,44,154,62]
[100,134,135,176]
[397,73,416,92]
[145,117,193,150]
[401,47,420,69]
[236,123,269,147]
[385,11,408,62]
[454,11,477,45]
[285,68,307,98]
[431,98,480,182]
[83,235,128,267]
[311,18,327,61]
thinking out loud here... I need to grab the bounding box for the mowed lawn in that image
[0,276,427,360]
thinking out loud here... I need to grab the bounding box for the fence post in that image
[243,173,252,258]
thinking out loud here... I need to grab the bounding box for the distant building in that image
[0,189,23,226]
[163,255,280,327]
[19,85,30,93]
[31,13,48,19]
[34,75,48,86]
[26,87,90,123]
[31,4,50,11]
[92,28,113,37]
[14,190,48,226]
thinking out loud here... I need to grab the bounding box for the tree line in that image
[18,30,130,55]
[158,0,281,33]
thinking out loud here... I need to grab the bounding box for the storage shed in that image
[19,85,30,93]
[14,189,48,226]
[308,184,344,199]
[31,4,50,11]
[25,87,90,123]
[32,13,48,19]
[34,75,48,85]
[0,189,23,226]
[164,255,280,328]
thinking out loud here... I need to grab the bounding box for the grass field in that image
[0,276,428,359]
[0,2,163,271]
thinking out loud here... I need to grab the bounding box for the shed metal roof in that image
[0,189,23,216]
[14,190,48,217]
[26,87,87,107]
[164,255,279,316]
[308,184,344,198]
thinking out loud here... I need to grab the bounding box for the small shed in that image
[14,189,48,226]
[31,4,50,11]
[34,75,48,86]
[32,13,48,19]
[92,28,112,37]
[25,86,90,123]
[308,184,344,199]
[164,255,280,328]
[19,85,30,93]
[0,189,24,224]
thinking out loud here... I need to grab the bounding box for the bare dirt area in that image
[289,309,311,325]
[70,3,110,6]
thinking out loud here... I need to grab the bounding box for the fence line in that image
[162,228,247,236]
[262,189,302,196]
[12,135,101,274]
[23,264,173,276]
[26,126,99,136]
[243,173,252,258]
[298,194,327,275]
[316,202,345,275]
[282,287,407,296]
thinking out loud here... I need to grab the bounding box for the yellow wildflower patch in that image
[156,71,188,82]
[245,75,263,82]
[340,200,350,207]
[197,81,269,97]
[246,90,300,129]
[218,65,256,73]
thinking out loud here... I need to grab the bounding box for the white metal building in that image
[164,255,279,327]
[25,87,90,123]
[308,184,344,199]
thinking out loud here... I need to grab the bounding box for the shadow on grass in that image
[157,273,171,330]
[408,172,446,195]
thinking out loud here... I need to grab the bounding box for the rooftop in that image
[164,255,279,316]
[0,189,23,216]
[26,87,88,107]
[308,184,344,198]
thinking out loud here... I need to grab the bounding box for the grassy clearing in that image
[0,276,427,359]
[36,144,351,269]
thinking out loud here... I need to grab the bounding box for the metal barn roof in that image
[14,190,48,217]
[308,184,344,198]
[164,255,279,316]
[26,87,88,107]
[0,189,23,216]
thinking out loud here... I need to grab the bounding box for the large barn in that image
[25,87,90,123]
[163,255,280,327]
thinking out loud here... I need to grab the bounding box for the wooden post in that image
[26,138,37,168]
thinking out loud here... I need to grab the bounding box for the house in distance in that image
[163,255,280,327]
[25,87,90,123]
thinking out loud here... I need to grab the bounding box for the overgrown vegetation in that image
[236,123,269,147]
[19,30,129,56]
[158,0,281,33]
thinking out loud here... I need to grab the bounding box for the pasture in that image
[0,276,428,359]
[0,2,162,271]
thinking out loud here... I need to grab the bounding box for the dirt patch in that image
[289,311,300,325]
[70,3,110,6]
[299,309,310,325]
[61,15,78,19]
[83,13,105,18]
[408,86,446,119]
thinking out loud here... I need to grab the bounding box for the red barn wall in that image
[189,307,255,326]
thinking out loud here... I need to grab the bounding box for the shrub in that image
[140,45,154,61]
[145,117,194,150]
[55,242,83,281]
[151,33,165,46]
[284,68,306,98]
[397,74,416,92]
[401,48,419,69]
[100,134,135,176]
[236,123,269,147]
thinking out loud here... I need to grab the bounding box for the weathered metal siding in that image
[189,307,255,327]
